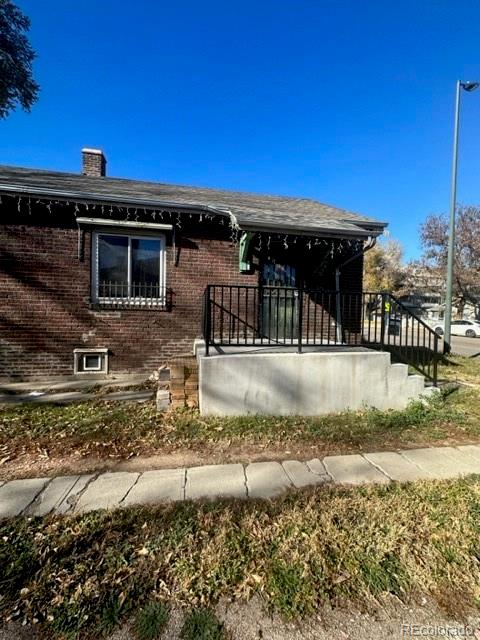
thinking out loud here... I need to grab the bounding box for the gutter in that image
[0,182,235,220]
[240,223,384,239]
[0,182,386,240]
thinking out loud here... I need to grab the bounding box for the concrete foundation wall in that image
[199,349,426,416]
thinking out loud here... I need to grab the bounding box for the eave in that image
[0,182,387,240]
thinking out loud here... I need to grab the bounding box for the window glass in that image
[131,238,161,296]
[95,233,164,301]
[84,354,101,370]
[98,235,128,297]
[262,262,297,287]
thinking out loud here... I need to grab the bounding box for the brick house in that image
[0,148,388,384]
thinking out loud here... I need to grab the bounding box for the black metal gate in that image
[261,262,297,340]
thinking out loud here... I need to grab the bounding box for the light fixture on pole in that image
[443,80,479,353]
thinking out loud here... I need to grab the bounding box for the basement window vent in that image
[84,354,102,371]
[74,348,109,375]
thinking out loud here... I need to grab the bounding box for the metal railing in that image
[94,281,172,309]
[202,285,440,384]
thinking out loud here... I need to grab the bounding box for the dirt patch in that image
[0,444,317,480]
[2,597,480,640]
[2,433,480,481]
[216,595,480,640]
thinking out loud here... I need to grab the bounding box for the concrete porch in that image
[198,347,432,416]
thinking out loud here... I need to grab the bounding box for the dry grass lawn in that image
[0,354,479,480]
[1,478,480,638]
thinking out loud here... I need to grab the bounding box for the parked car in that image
[432,319,480,338]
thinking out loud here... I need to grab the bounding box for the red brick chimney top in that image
[81,148,107,177]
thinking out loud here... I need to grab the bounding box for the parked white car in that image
[433,319,480,338]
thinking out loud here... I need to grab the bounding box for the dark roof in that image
[0,165,387,238]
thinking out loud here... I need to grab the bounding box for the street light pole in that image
[443,80,479,353]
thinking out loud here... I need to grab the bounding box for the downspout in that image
[335,237,377,342]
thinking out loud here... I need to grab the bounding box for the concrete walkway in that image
[0,373,155,405]
[0,390,154,405]
[1,444,480,519]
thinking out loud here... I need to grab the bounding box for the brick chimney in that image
[81,148,107,177]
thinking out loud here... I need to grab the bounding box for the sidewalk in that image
[1,444,480,519]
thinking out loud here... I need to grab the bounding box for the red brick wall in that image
[0,203,257,380]
[0,199,365,380]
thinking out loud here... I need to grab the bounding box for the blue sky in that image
[2,1,480,260]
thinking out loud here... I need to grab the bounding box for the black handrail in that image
[202,285,440,385]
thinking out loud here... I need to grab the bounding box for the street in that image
[450,335,480,358]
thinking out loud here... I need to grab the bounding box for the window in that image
[93,232,166,306]
[73,348,108,375]
[84,354,102,371]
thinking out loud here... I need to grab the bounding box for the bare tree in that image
[419,206,480,317]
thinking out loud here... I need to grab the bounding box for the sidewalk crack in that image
[21,477,53,516]
[398,450,435,477]
[119,473,141,505]
[360,454,391,482]
[243,464,249,499]
[65,472,99,514]
[281,464,295,487]
[361,455,394,481]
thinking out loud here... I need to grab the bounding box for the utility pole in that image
[443,80,479,353]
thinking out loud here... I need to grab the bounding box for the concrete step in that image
[406,374,426,399]
[387,362,409,385]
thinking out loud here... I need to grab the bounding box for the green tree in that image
[0,0,39,119]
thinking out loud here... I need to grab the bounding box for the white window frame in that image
[82,353,102,371]
[92,231,166,307]
[73,348,109,375]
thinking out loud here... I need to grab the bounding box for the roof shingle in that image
[0,165,387,238]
